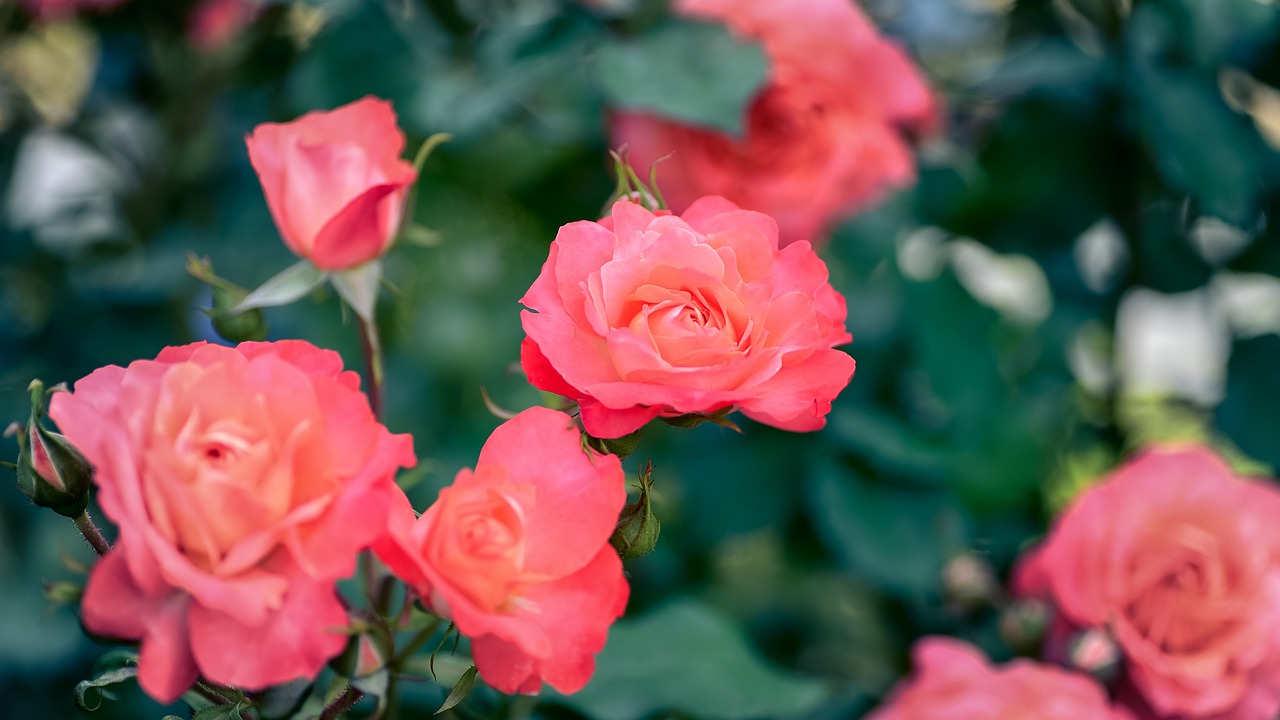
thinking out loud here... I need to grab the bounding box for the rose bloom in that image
[867,637,1133,720]
[611,0,937,248]
[520,196,855,439]
[188,0,260,52]
[1016,446,1280,720]
[51,341,415,702]
[246,97,417,271]
[377,407,628,694]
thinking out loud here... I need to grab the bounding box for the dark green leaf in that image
[435,665,478,715]
[75,667,137,711]
[596,20,769,135]
[555,599,826,720]
[807,453,969,596]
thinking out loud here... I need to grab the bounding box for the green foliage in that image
[596,19,770,135]
[556,599,827,720]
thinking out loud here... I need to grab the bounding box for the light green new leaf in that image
[231,260,328,314]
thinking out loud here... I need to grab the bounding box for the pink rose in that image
[1015,446,1280,720]
[188,0,260,52]
[51,341,415,702]
[520,196,856,438]
[376,407,628,694]
[611,0,937,248]
[246,97,417,271]
[868,637,1133,720]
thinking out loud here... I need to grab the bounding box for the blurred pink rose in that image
[246,97,417,270]
[1015,446,1280,720]
[377,407,628,694]
[611,0,938,248]
[21,0,125,19]
[520,197,855,438]
[868,637,1132,720]
[188,0,260,52]
[52,341,415,702]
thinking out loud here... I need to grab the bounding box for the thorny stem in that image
[319,685,363,720]
[72,511,110,557]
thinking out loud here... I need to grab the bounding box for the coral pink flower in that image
[612,0,937,248]
[867,637,1132,719]
[377,407,628,694]
[1015,446,1280,720]
[52,341,415,702]
[520,196,855,438]
[188,0,260,52]
[246,97,417,270]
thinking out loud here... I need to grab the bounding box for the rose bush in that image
[611,0,937,247]
[51,340,415,702]
[1015,446,1280,720]
[867,637,1132,719]
[245,96,417,270]
[520,196,856,438]
[376,406,628,694]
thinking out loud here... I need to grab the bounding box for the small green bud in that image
[610,461,661,559]
[586,427,645,460]
[9,380,93,519]
[998,598,1050,655]
[210,283,268,343]
[1066,627,1122,683]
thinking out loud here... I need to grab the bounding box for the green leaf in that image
[596,19,769,135]
[75,667,137,711]
[231,260,328,314]
[331,261,382,323]
[555,599,826,720]
[256,678,314,720]
[192,703,247,720]
[806,453,969,597]
[435,665,478,715]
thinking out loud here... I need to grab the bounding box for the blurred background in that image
[2,0,1279,717]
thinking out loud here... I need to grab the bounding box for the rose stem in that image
[358,315,384,422]
[319,685,363,720]
[72,511,110,557]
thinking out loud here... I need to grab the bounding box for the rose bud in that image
[9,380,93,518]
[610,461,661,559]
[246,96,417,271]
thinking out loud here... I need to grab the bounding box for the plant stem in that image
[319,685,362,720]
[72,511,110,556]
[390,619,443,668]
[358,315,384,422]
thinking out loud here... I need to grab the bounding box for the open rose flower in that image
[246,96,417,270]
[1015,446,1280,720]
[867,637,1133,720]
[611,0,937,248]
[376,407,628,694]
[520,197,856,438]
[51,341,415,702]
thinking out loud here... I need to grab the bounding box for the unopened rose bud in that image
[1066,627,1122,683]
[610,461,661,559]
[943,552,1000,610]
[9,380,93,519]
[210,282,268,343]
[999,598,1051,654]
[330,623,392,679]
